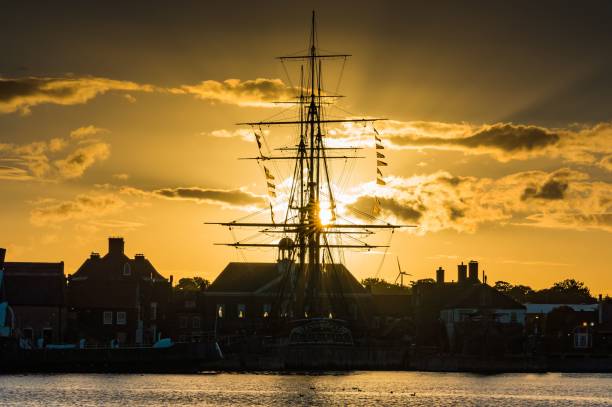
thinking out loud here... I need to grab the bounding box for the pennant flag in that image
[376,143,384,150]
[377,168,383,176]
[372,197,381,216]
[377,160,388,167]
[254,133,262,150]
[267,181,275,189]
[377,178,386,186]
[376,152,385,159]
[268,190,277,198]
[264,166,275,180]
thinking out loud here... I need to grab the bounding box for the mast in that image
[207,11,414,322]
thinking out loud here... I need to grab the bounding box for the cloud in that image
[598,155,612,172]
[0,76,154,115]
[0,165,33,181]
[113,173,129,180]
[70,125,107,139]
[172,78,296,107]
[0,125,111,181]
[327,120,612,165]
[30,192,126,226]
[120,185,267,210]
[54,142,110,178]
[344,168,612,234]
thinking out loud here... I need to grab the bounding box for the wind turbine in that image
[394,257,412,287]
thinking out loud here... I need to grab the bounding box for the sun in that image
[319,202,334,225]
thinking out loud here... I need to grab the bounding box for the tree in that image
[411,278,436,287]
[493,281,512,294]
[508,284,536,303]
[361,277,411,293]
[175,277,210,292]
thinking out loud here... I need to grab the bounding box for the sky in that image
[1,1,611,294]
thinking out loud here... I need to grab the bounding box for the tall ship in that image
[208,12,411,369]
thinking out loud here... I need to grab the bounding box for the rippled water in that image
[0,372,611,406]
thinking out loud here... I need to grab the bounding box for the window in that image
[192,316,201,329]
[23,328,33,340]
[123,263,131,276]
[238,304,246,319]
[116,311,127,325]
[150,302,158,321]
[103,311,113,325]
[42,328,53,343]
[263,303,272,318]
[217,304,225,318]
[179,316,188,329]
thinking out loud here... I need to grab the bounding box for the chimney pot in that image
[436,267,445,284]
[108,237,124,255]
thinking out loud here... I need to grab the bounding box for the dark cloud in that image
[152,187,266,207]
[351,195,422,222]
[522,179,568,201]
[0,77,153,114]
[172,78,296,107]
[388,123,560,157]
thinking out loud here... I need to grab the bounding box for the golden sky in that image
[1,1,611,294]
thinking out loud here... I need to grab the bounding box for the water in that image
[0,372,610,406]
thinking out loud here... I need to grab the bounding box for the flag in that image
[376,143,384,150]
[267,181,275,189]
[377,168,383,176]
[264,166,274,180]
[377,178,386,186]
[372,197,381,216]
[377,160,388,167]
[254,133,262,150]
[376,152,385,159]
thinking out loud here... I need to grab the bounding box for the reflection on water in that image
[1,372,611,406]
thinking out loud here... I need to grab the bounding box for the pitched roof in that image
[3,262,65,306]
[208,262,285,293]
[72,252,166,281]
[444,283,525,310]
[208,261,367,295]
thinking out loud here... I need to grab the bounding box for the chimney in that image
[458,262,467,283]
[0,248,5,269]
[108,237,124,255]
[468,260,479,282]
[135,253,145,262]
[436,267,445,284]
[90,252,100,259]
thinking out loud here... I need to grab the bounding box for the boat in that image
[206,11,411,370]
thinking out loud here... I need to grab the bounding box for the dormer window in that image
[123,263,131,276]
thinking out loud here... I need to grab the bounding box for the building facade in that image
[2,259,66,346]
[67,237,171,345]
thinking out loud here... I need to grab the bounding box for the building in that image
[0,248,66,345]
[205,261,372,335]
[440,283,526,354]
[413,260,526,354]
[170,289,206,343]
[67,237,171,345]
